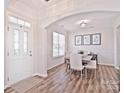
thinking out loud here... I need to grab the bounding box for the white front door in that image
[5,16,33,85]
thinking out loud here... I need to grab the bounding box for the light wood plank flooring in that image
[5,64,120,93]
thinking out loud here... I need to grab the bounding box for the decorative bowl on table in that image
[78,51,84,54]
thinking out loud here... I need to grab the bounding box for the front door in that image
[5,15,33,85]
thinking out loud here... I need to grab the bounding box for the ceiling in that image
[6,0,66,10]
[6,0,120,11]
[47,11,119,31]
[6,0,119,31]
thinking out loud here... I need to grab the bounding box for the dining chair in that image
[85,60,97,78]
[65,52,71,72]
[82,55,93,61]
[70,54,84,78]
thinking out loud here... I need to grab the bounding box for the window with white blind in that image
[53,32,65,57]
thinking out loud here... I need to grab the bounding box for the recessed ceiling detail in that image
[46,11,119,31]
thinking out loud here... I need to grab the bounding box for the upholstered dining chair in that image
[70,54,84,78]
[65,52,71,72]
[85,60,97,78]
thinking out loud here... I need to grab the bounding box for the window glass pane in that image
[53,32,59,57]
[14,30,19,55]
[59,34,65,56]
[53,32,65,57]
[23,31,28,54]
[25,22,31,28]
[53,32,58,43]
[9,16,18,24]
[53,44,59,57]
[18,19,25,26]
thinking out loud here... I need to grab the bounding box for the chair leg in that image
[94,69,96,79]
[66,64,67,72]
[68,64,70,70]
[85,68,87,79]
[66,64,70,72]
[70,69,72,80]
[81,70,83,79]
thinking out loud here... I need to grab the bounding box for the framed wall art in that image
[75,35,82,46]
[91,33,101,45]
[83,35,91,45]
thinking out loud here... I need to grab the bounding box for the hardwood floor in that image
[5,64,120,93]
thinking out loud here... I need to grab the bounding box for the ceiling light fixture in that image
[45,0,50,2]
[76,19,90,27]
[80,23,86,27]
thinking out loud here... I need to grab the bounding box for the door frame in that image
[114,25,120,69]
[5,10,34,87]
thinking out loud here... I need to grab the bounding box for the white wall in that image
[113,16,120,69]
[68,27,114,65]
[46,25,67,69]
[36,26,48,77]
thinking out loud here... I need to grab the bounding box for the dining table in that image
[82,55,93,65]
[65,54,95,72]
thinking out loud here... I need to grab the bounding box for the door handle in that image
[29,51,32,56]
[7,52,9,56]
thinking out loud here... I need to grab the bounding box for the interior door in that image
[6,16,33,85]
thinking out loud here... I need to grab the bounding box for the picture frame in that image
[91,33,101,45]
[83,34,91,45]
[75,35,82,46]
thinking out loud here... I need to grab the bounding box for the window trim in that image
[8,15,31,28]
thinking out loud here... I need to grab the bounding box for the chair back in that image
[65,51,70,58]
[86,60,97,69]
[83,55,93,61]
[70,54,83,70]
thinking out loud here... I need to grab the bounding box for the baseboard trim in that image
[115,66,120,70]
[98,63,114,66]
[4,85,10,89]
[47,63,64,71]
[32,73,48,78]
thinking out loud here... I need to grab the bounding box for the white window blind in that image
[53,32,65,57]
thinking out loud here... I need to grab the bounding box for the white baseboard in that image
[47,62,64,70]
[40,74,48,77]
[4,84,10,89]
[32,73,48,78]
[115,66,120,70]
[98,63,114,66]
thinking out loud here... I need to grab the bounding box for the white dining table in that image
[82,55,93,61]
[82,55,93,65]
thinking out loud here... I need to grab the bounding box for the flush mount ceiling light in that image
[45,0,50,2]
[76,19,90,27]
